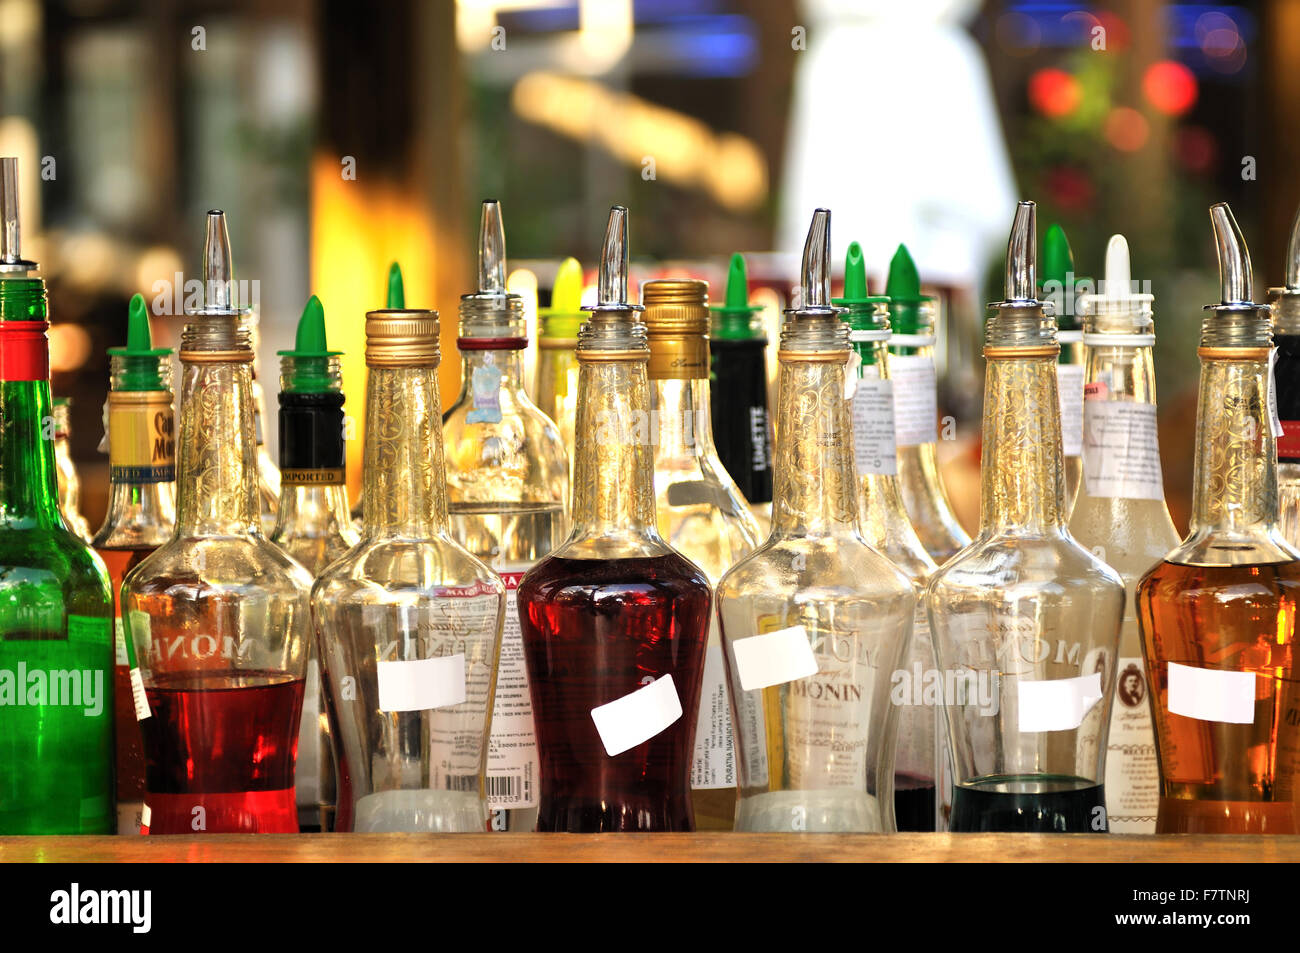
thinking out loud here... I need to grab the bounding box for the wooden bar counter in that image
[1,833,1295,863]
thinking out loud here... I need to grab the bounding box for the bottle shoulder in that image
[0,526,111,594]
[312,534,505,602]
[717,534,914,602]
[520,549,711,601]
[124,533,314,597]
[927,532,1125,597]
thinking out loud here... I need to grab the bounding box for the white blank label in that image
[1057,363,1085,457]
[1168,662,1255,724]
[1017,672,1102,732]
[377,654,467,712]
[733,625,820,692]
[590,675,683,757]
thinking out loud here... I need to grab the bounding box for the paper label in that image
[1057,363,1085,457]
[590,674,683,757]
[486,573,538,809]
[114,618,129,667]
[851,371,897,476]
[296,658,322,809]
[888,354,938,447]
[1269,347,1284,439]
[467,361,504,424]
[1082,400,1165,501]
[691,639,736,790]
[130,667,151,721]
[377,654,467,712]
[108,397,175,483]
[733,624,820,692]
[1105,654,1158,834]
[1017,672,1102,732]
[140,802,151,835]
[1167,661,1255,724]
[1279,420,1300,462]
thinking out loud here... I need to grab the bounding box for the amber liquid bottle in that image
[1137,204,1300,834]
[517,206,712,833]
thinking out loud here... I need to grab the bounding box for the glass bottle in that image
[92,292,177,835]
[443,200,567,832]
[52,397,94,543]
[928,201,1124,833]
[643,276,763,831]
[885,244,970,562]
[517,206,712,833]
[534,255,583,465]
[709,252,774,535]
[350,262,405,532]
[716,209,914,833]
[836,241,944,831]
[121,210,313,835]
[312,296,505,834]
[270,293,358,832]
[1270,202,1300,548]
[245,310,282,536]
[0,156,114,834]
[1068,234,1178,834]
[1040,224,1089,517]
[1136,203,1300,834]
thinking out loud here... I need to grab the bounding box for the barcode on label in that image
[444,774,478,793]
[486,776,519,802]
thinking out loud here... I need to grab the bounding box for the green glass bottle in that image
[0,156,114,834]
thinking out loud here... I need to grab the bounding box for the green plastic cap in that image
[277,294,342,394]
[709,252,764,339]
[1038,224,1091,329]
[884,244,934,338]
[540,256,585,340]
[106,293,171,392]
[831,242,889,330]
[387,262,405,309]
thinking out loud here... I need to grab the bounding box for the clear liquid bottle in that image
[52,398,94,543]
[270,294,359,832]
[1270,202,1300,549]
[517,206,712,833]
[1136,203,1300,834]
[534,256,583,465]
[350,262,406,533]
[93,293,177,835]
[836,241,945,831]
[312,294,506,833]
[643,276,763,831]
[0,157,114,834]
[885,244,970,562]
[929,201,1124,833]
[1039,224,1089,518]
[716,209,914,833]
[1068,234,1178,834]
[443,200,567,832]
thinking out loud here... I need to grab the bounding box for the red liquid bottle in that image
[518,207,711,832]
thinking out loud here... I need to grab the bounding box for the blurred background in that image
[1,0,1297,534]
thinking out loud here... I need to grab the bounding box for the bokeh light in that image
[995,11,1041,56]
[1176,126,1217,174]
[1143,61,1198,116]
[1028,68,1082,119]
[1104,107,1149,152]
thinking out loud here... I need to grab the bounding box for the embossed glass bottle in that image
[643,276,762,830]
[93,293,177,835]
[350,262,406,532]
[716,210,914,833]
[517,206,712,833]
[1137,204,1300,834]
[1040,224,1088,517]
[928,201,1124,833]
[312,297,505,833]
[0,157,114,834]
[121,211,313,834]
[534,256,584,462]
[837,241,944,831]
[885,244,970,562]
[1271,203,1300,549]
[52,398,94,543]
[1068,234,1177,834]
[444,200,567,832]
[270,294,358,832]
[246,311,281,536]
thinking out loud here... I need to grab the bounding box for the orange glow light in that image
[1028,69,1082,119]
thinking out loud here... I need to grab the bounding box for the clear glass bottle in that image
[312,298,506,834]
[716,209,914,833]
[642,276,763,831]
[534,256,583,465]
[93,292,177,835]
[350,262,406,532]
[928,201,1124,833]
[52,397,94,543]
[1068,234,1178,834]
[1270,202,1300,548]
[885,244,970,562]
[0,157,114,834]
[836,241,945,831]
[1137,203,1300,834]
[121,210,313,835]
[1040,224,1088,517]
[244,310,281,536]
[443,200,568,832]
[270,293,359,832]
[517,206,712,833]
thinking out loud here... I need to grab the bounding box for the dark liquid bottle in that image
[518,206,711,833]
[950,775,1105,833]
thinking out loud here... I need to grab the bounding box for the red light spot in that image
[1104,107,1150,152]
[1176,126,1217,174]
[1029,68,1083,119]
[1143,61,1198,116]
[1095,12,1130,50]
[1044,166,1095,213]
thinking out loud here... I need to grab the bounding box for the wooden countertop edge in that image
[0,833,1292,863]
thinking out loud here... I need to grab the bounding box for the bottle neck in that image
[274,483,354,539]
[980,351,1066,534]
[458,345,527,406]
[362,364,448,537]
[1083,340,1157,404]
[853,339,922,542]
[97,480,176,545]
[771,352,859,536]
[651,375,718,463]
[97,388,177,543]
[570,355,658,538]
[0,281,61,527]
[175,357,260,536]
[1190,352,1278,536]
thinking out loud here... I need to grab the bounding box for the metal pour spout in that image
[1285,202,1300,293]
[477,199,506,296]
[588,205,641,313]
[0,157,36,275]
[1004,200,1037,304]
[202,209,238,312]
[1211,203,1253,306]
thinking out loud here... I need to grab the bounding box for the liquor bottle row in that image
[2,149,1299,838]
